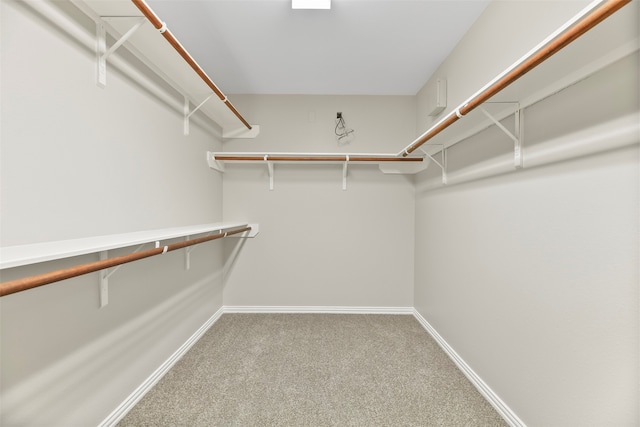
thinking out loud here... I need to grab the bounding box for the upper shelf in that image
[207,151,429,175]
[0,223,257,270]
[402,0,638,157]
[71,0,257,137]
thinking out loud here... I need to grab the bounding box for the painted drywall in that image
[226,94,417,154]
[221,95,416,307]
[414,1,639,425]
[415,144,639,427]
[0,1,226,425]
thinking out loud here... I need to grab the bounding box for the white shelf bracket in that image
[479,104,523,169]
[96,18,145,88]
[442,148,448,184]
[98,243,145,308]
[99,251,109,307]
[420,146,447,185]
[184,235,192,270]
[96,23,106,88]
[206,151,226,172]
[343,156,349,190]
[265,156,274,191]
[184,231,221,270]
[184,94,215,136]
[99,245,144,308]
[183,97,190,136]
[515,108,524,169]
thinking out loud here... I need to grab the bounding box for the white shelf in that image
[207,152,429,175]
[414,2,638,157]
[206,152,429,190]
[71,0,257,137]
[0,222,255,270]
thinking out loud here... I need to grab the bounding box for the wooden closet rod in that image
[214,155,423,162]
[0,226,251,298]
[130,0,252,130]
[401,0,631,156]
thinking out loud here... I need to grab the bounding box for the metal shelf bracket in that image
[96,18,145,88]
[184,94,215,135]
[266,156,274,191]
[420,146,447,185]
[184,236,193,270]
[184,230,224,270]
[206,152,225,173]
[343,156,349,190]
[515,108,523,169]
[98,243,145,308]
[479,103,523,169]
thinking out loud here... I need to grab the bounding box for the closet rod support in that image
[184,236,192,270]
[184,231,222,269]
[96,18,145,87]
[184,94,215,135]
[515,108,523,168]
[343,156,349,190]
[267,159,274,191]
[479,104,523,169]
[207,152,225,173]
[420,146,447,185]
[98,243,145,307]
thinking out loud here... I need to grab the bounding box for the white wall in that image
[414,1,639,426]
[0,1,226,425]
[227,94,417,154]
[222,95,416,308]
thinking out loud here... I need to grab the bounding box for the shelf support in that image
[515,107,523,168]
[96,18,145,88]
[98,243,145,308]
[98,251,108,307]
[206,152,225,172]
[184,235,192,270]
[184,230,226,269]
[184,94,215,136]
[343,156,349,190]
[479,103,523,169]
[265,156,274,191]
[420,146,447,185]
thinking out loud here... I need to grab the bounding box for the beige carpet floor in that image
[118,313,508,426]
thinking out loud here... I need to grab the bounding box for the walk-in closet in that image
[1,0,638,425]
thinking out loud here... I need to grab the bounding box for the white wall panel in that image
[222,95,416,308]
[223,164,414,307]
[226,94,416,154]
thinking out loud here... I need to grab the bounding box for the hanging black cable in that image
[335,112,354,143]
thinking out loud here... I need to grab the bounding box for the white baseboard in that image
[99,306,225,427]
[223,305,414,315]
[411,309,526,427]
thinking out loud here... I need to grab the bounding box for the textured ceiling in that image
[147,0,489,95]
